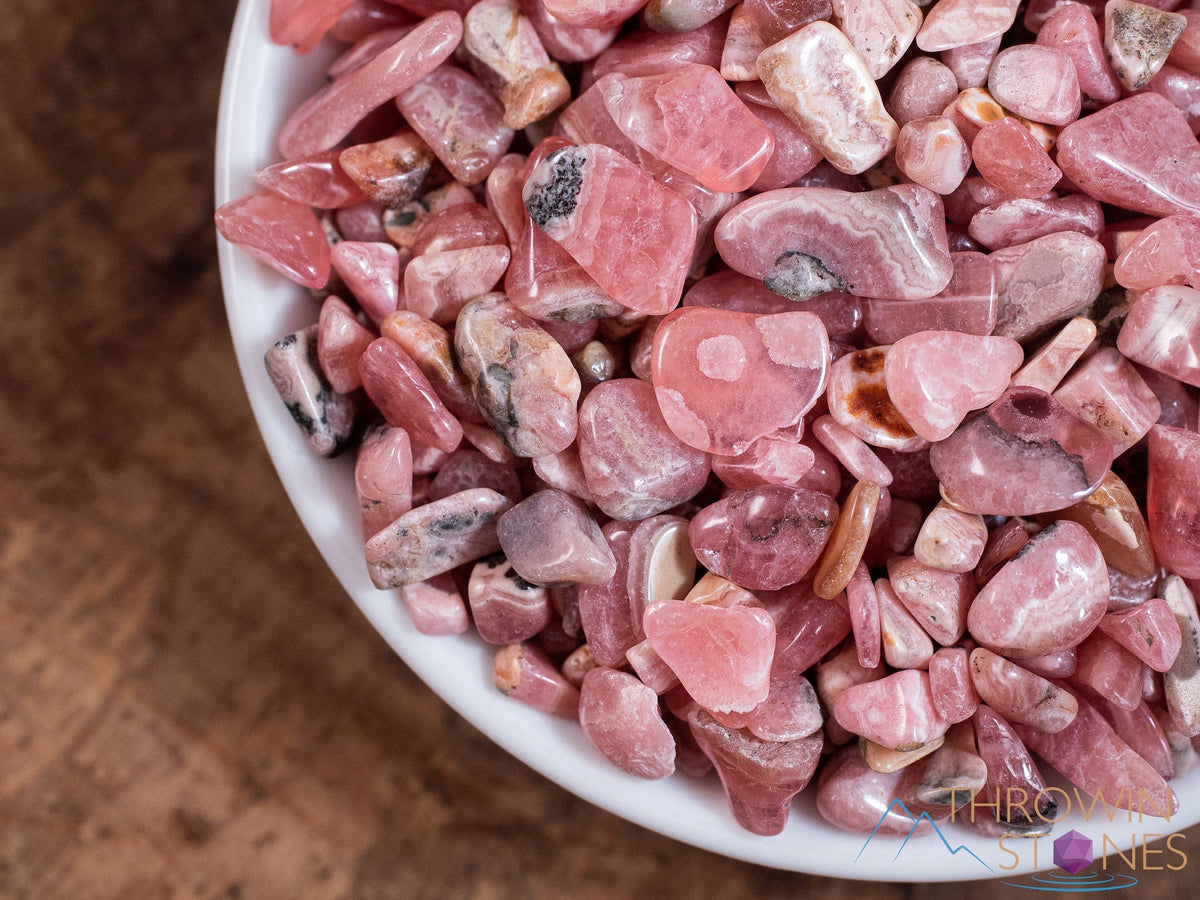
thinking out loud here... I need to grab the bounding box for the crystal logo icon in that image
[1054,829,1094,874]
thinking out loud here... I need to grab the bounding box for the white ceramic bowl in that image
[214,0,1199,879]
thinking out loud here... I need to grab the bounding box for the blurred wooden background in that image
[2,0,1199,896]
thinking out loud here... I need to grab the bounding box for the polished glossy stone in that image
[827,346,928,451]
[579,667,676,779]
[1037,2,1121,103]
[875,577,935,669]
[1105,0,1187,91]
[1114,214,1200,292]
[862,251,997,344]
[987,44,1081,125]
[914,501,988,573]
[467,552,554,643]
[1053,347,1161,456]
[254,149,366,209]
[358,336,463,453]
[894,116,971,195]
[833,669,950,750]
[493,642,580,718]
[928,647,979,724]
[1147,425,1200,578]
[1118,285,1200,388]
[970,647,1078,732]
[916,0,1021,53]
[497,489,615,586]
[886,556,975,646]
[969,195,1105,251]
[972,117,1062,200]
[1010,316,1097,393]
[1099,598,1183,673]
[1051,470,1157,578]
[812,480,883,599]
[577,521,638,668]
[215,191,331,290]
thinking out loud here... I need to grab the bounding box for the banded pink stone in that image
[1118,286,1200,388]
[874,578,935,669]
[862,251,998,344]
[265,325,357,458]
[833,669,950,750]
[969,647,1079,733]
[1114,214,1200,291]
[886,556,976,646]
[894,116,971,196]
[914,501,988,574]
[467,553,553,644]
[990,231,1107,343]
[917,0,1022,53]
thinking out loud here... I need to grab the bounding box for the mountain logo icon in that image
[854,799,993,872]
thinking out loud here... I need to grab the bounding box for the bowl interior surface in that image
[214,0,1200,879]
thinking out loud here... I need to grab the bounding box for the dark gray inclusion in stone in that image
[764,250,850,301]
[525,148,585,228]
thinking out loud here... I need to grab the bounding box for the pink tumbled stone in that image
[862,251,997,344]
[710,438,816,491]
[577,378,710,520]
[884,331,1024,442]
[493,642,580,718]
[317,294,375,394]
[970,705,1055,835]
[468,553,553,644]
[886,556,976,646]
[720,3,767,81]
[331,241,401,326]
[577,521,637,668]
[651,306,830,456]
[1010,316,1098,393]
[968,194,1105,251]
[403,244,511,325]
[887,57,961,127]
[1105,0,1187,91]
[1056,93,1200,218]
[735,83,825,192]
[970,647,1079,733]
[688,486,839,591]
[941,36,1002,91]
[742,0,833,45]
[874,578,935,669]
[928,647,979,724]
[1100,700,1174,781]
[401,572,469,636]
[826,346,928,452]
[716,185,952,301]
[971,117,1063,200]
[845,561,881,669]
[1115,214,1200,291]
[833,669,950,750]
[1037,2,1122,103]
[1148,425,1200,578]
[914,501,988,574]
[381,311,480,424]
[542,0,648,28]
[215,191,331,289]
[496,489,615,586]
[683,268,862,336]
[1070,629,1146,711]
[831,0,922,79]
[967,520,1110,658]
[359,337,463,453]
[917,0,1022,53]
[811,415,894,487]
[817,744,933,835]
[517,0,619,63]
[254,149,366,209]
[271,0,357,53]
[1118,286,1200,388]
[428,449,522,504]
[579,667,676,779]
[987,44,1082,126]
[644,598,776,714]
[523,143,697,316]
[1100,598,1184,673]
[895,116,971,195]
[355,424,413,539]
[1053,346,1162,455]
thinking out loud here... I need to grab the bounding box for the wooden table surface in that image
[3,1,1200,897]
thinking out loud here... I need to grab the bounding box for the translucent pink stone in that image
[215,191,331,289]
[643,598,775,713]
[1109,568,1160,612]
[815,642,884,743]
[1014,694,1179,818]
[845,561,881,669]
[974,517,1034,588]
[1118,286,1200,388]
[967,520,1109,658]
[916,0,1021,53]
[1037,2,1122,103]
[862,251,998,344]
[598,65,774,192]
[688,486,839,591]
[331,241,401,325]
[364,488,513,587]
[518,0,619,62]
[884,331,1023,442]
[969,647,1079,733]
[941,36,1002,91]
[689,708,824,835]
[453,293,581,458]
[928,647,979,723]
[396,64,515,186]
[577,521,637,668]
[743,0,832,44]
[894,116,970,195]
[496,489,615,586]
[651,307,830,456]
[988,44,1081,126]
[542,0,648,28]
[1148,425,1200,578]
[400,571,469,636]
[834,669,950,750]
[590,12,725,79]
[971,117,1062,200]
[1100,598,1183,673]
[970,705,1055,834]
[1010,316,1097,393]
[745,667,823,743]
[991,231,1107,342]
[329,17,418,64]
[270,0,357,53]
[757,22,899,175]
[317,295,375,394]
[277,12,462,158]
[886,57,961,127]
[1100,700,1174,781]
[383,180,475,249]
[523,143,696,315]
[254,150,366,209]
[969,195,1105,251]
[798,430,849,496]
[715,185,952,301]
[1115,214,1200,291]
[683,268,862,336]
[468,553,553,643]
[734,83,825,192]
[1071,628,1145,711]
[355,424,413,538]
[886,556,976,646]
[359,336,464,452]
[830,0,921,79]
[1056,93,1200,218]
[403,244,511,325]
[817,744,933,835]
[914,501,988,573]
[710,438,816,491]
[770,583,853,673]
[1162,575,1200,735]
[580,667,676,779]
[826,346,928,452]
[576,378,710,520]
[381,311,480,424]
[874,578,935,669]
[411,202,507,256]
[1105,0,1188,91]
[1053,347,1161,455]
[428,449,522,504]
[493,642,580,718]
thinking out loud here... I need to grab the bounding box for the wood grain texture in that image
[1,1,1199,897]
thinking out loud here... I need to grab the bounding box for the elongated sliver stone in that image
[359,337,463,453]
[381,311,480,424]
[875,578,935,669]
[1014,694,1179,818]
[811,416,893,487]
[356,424,413,539]
[577,521,637,668]
[364,488,513,587]
[454,293,581,458]
[813,480,882,599]
[215,192,331,290]
[651,306,829,456]
[967,520,1109,658]
[968,195,1105,252]
[931,387,1114,517]
[1056,93,1200,218]
[757,23,898,175]
[580,667,676,779]
[1102,700,1175,781]
[1162,575,1200,736]
[928,647,979,724]
[278,12,463,158]
[598,65,774,192]
[834,669,950,750]
[970,705,1055,835]
[688,487,839,591]
[718,186,951,304]
[264,325,357,457]
[689,709,823,836]
[523,144,695,316]
[863,736,946,775]
[969,647,1078,733]
[1148,425,1200,579]
[1010,316,1097,394]
[845,561,881,669]
[1118,285,1200,389]
[817,744,931,835]
[496,489,615,585]
[493,643,580,718]
[1114,214,1200,291]
[644,598,775,713]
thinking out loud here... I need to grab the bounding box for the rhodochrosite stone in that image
[884,331,1024,441]
[1147,425,1200,579]
[253,149,365,208]
[967,520,1110,658]
[577,378,710,520]
[986,45,1081,125]
[496,489,615,585]
[643,598,776,713]
[214,192,331,289]
[930,387,1114,515]
[1037,3,1121,103]
[523,144,697,315]
[714,185,953,301]
[1117,285,1200,387]
[597,65,775,192]
[1056,93,1200,217]
[917,0,1021,53]
[651,307,830,456]
[833,669,949,750]
[358,337,464,453]
[1053,347,1161,456]
[1114,214,1200,291]
[826,347,927,452]
[579,667,675,779]
[968,647,1079,733]
[1053,470,1157,577]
